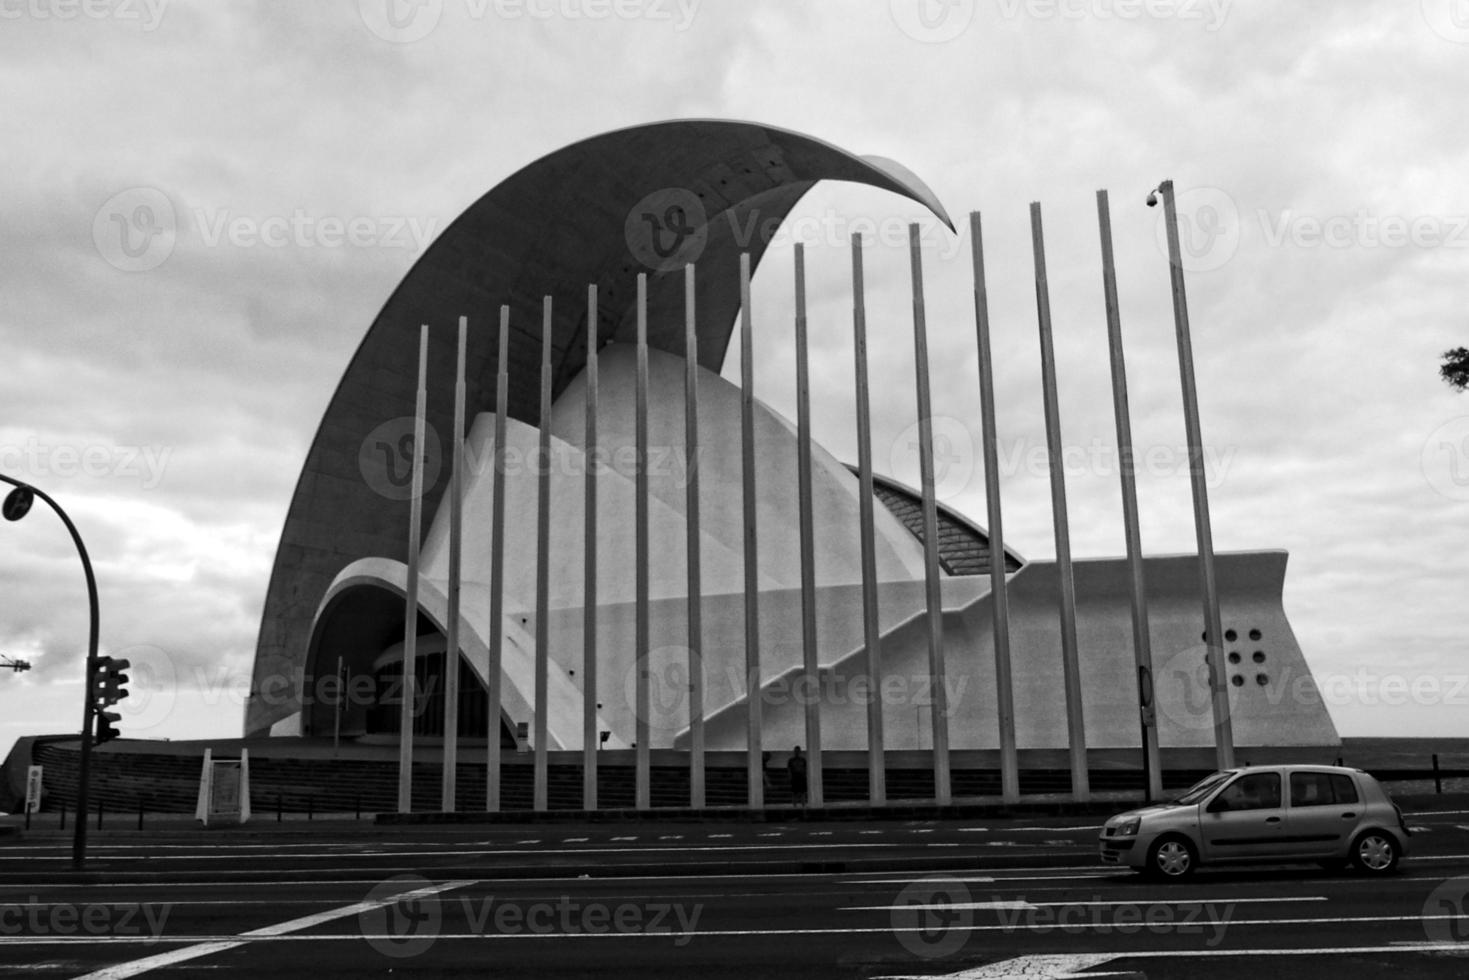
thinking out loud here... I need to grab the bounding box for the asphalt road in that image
[2,807,1469,978]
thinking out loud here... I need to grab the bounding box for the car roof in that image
[1225,763,1367,776]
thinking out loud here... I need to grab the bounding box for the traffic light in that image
[92,656,131,708]
[95,709,122,745]
[90,657,130,745]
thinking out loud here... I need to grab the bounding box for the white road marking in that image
[63,878,475,978]
[610,836,636,841]
[810,831,832,836]
[874,944,1469,979]
[8,918,1466,949]
[658,835,682,840]
[758,833,782,838]
[562,837,589,843]
[859,830,882,836]
[708,833,732,838]
[843,895,1327,912]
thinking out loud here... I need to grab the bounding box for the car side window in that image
[1329,773,1359,805]
[1209,772,1282,812]
[1290,771,1333,807]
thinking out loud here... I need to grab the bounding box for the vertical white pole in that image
[1097,190,1164,802]
[850,234,885,805]
[397,324,429,814]
[486,307,509,812]
[635,274,651,810]
[583,286,599,810]
[441,317,467,812]
[534,297,553,811]
[684,264,706,808]
[970,213,1020,803]
[1029,204,1090,802]
[739,253,763,809]
[907,225,951,805]
[1158,179,1235,769]
[793,243,823,807]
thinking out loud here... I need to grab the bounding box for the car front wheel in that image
[1350,830,1400,875]
[1146,835,1197,880]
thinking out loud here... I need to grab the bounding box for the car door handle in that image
[1341,812,1356,819]
[1265,816,1281,824]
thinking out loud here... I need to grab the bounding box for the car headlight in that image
[1115,817,1141,837]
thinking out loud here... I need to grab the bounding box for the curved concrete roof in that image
[248,119,953,736]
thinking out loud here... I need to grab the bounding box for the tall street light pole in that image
[1,474,101,868]
[1150,179,1236,770]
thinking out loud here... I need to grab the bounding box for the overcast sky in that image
[2,0,1468,765]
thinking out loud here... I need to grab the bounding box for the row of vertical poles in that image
[793,244,824,806]
[908,226,953,804]
[1097,191,1163,801]
[441,318,467,811]
[1158,180,1236,770]
[396,326,429,813]
[1029,205,1090,802]
[582,286,600,809]
[739,254,764,808]
[634,276,652,809]
[684,265,706,807]
[393,185,1225,812]
[969,213,1021,803]
[486,307,509,811]
[851,236,886,805]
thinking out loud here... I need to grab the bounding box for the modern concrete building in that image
[244,119,1338,783]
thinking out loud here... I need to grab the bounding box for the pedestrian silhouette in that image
[787,745,808,806]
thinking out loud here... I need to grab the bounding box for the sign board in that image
[24,766,42,814]
[195,748,252,825]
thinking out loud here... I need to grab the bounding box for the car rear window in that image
[1329,773,1359,804]
[1290,771,1360,806]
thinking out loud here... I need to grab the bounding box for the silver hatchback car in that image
[1099,764,1411,879]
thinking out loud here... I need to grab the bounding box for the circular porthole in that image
[1231,674,1245,687]
[1256,673,1269,686]
[1225,628,1238,642]
[1253,651,1266,664]
[1249,628,1263,641]
[1228,652,1242,664]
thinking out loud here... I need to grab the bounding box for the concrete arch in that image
[248,120,953,735]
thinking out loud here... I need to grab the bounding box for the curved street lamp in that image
[1,473,100,868]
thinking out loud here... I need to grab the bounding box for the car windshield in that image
[1172,770,1236,805]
